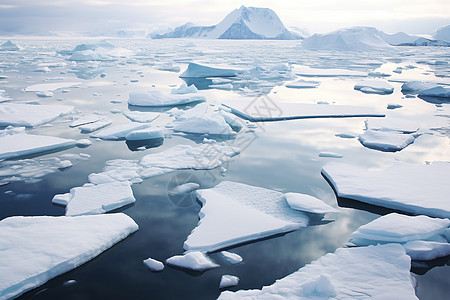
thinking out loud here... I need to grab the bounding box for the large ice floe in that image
[184,181,308,252]
[179,62,242,78]
[354,80,394,94]
[222,99,384,122]
[322,162,450,218]
[0,103,74,127]
[128,90,205,107]
[0,213,138,300]
[349,213,450,261]
[219,244,417,299]
[0,131,76,160]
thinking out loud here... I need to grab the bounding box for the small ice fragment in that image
[36,91,54,98]
[52,193,72,205]
[387,103,403,109]
[92,123,151,140]
[318,152,343,158]
[165,251,219,271]
[63,280,76,286]
[220,251,243,264]
[168,182,200,196]
[358,130,416,152]
[125,127,164,140]
[143,257,164,272]
[123,111,160,123]
[58,160,72,170]
[171,83,198,94]
[78,120,112,133]
[76,139,92,147]
[285,193,339,214]
[354,80,394,94]
[220,275,239,289]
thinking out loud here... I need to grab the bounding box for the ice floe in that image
[0,103,74,127]
[220,251,243,264]
[354,80,394,94]
[128,91,206,107]
[220,275,239,289]
[285,192,339,214]
[25,82,81,92]
[403,241,450,261]
[358,129,417,152]
[0,132,76,160]
[222,100,384,121]
[285,79,320,89]
[92,122,151,140]
[180,62,242,78]
[123,111,160,123]
[61,181,135,216]
[318,151,343,158]
[322,162,450,218]
[418,86,450,98]
[401,81,440,94]
[143,257,165,272]
[168,182,200,196]
[0,213,138,300]
[166,251,219,272]
[184,181,308,252]
[219,244,417,299]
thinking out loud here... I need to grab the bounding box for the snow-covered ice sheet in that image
[180,62,242,78]
[358,129,416,152]
[285,192,339,214]
[0,132,76,160]
[25,82,81,92]
[354,80,394,94]
[219,244,417,299]
[128,91,205,107]
[293,65,366,77]
[0,103,74,127]
[184,181,307,252]
[165,251,219,272]
[0,213,138,300]
[91,122,151,140]
[64,181,135,216]
[322,162,450,218]
[222,100,384,121]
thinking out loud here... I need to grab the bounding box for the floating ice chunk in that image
[219,244,416,299]
[285,79,320,89]
[65,181,135,216]
[166,251,219,271]
[25,82,81,92]
[173,106,235,135]
[168,182,200,196]
[78,120,112,133]
[418,86,450,98]
[88,160,141,184]
[0,103,74,127]
[58,160,72,169]
[293,65,366,77]
[0,213,138,300]
[184,181,307,252]
[52,193,71,205]
[0,132,76,160]
[128,91,206,107]
[335,133,357,139]
[322,162,450,218]
[0,40,20,51]
[143,257,164,272]
[125,127,164,140]
[349,213,450,246]
[387,103,403,109]
[123,111,160,123]
[70,114,105,127]
[220,251,243,264]
[318,151,343,158]
[222,100,384,122]
[220,275,239,289]
[365,118,419,133]
[171,83,198,94]
[401,81,439,93]
[92,122,151,140]
[354,80,394,94]
[358,129,416,152]
[285,192,339,214]
[403,241,450,261]
[36,91,54,98]
[180,63,242,78]
[76,139,92,147]
[219,110,244,131]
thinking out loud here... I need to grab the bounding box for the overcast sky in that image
[0,0,449,36]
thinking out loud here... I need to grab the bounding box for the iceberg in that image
[184,181,308,252]
[354,80,394,94]
[0,132,76,160]
[220,275,239,289]
[285,192,339,214]
[64,181,135,216]
[0,40,20,51]
[91,122,151,140]
[358,129,417,152]
[143,257,164,272]
[123,111,160,123]
[322,162,450,218]
[0,213,138,300]
[219,244,417,299]
[180,63,242,78]
[0,103,74,127]
[165,251,219,272]
[128,90,205,107]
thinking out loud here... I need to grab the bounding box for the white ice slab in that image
[0,132,76,160]
[165,251,219,271]
[220,251,243,264]
[125,127,164,140]
[285,192,339,214]
[173,112,235,135]
[401,81,439,93]
[354,80,394,94]
[350,213,450,246]
[128,91,205,107]
[143,257,164,272]
[404,241,450,261]
[318,151,343,158]
[219,244,417,299]
[123,111,160,123]
[184,181,307,252]
[78,120,112,133]
[168,182,200,196]
[70,114,106,127]
[322,162,450,218]
[359,129,416,151]
[92,122,151,140]
[365,118,420,133]
[0,103,74,127]
[222,100,384,121]
[293,65,366,77]
[418,86,450,98]
[180,63,242,78]
[285,79,320,89]
[220,275,239,289]
[65,181,135,216]
[0,213,138,300]
[171,83,198,94]
[25,82,81,92]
